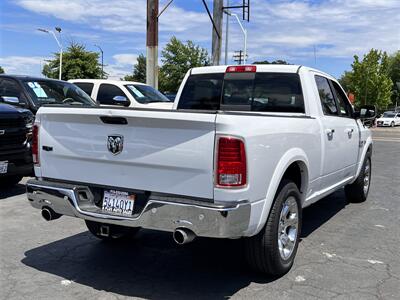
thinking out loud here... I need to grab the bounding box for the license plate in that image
[0,161,8,174]
[102,189,135,216]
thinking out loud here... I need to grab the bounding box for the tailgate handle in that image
[100,116,128,125]
[42,146,53,151]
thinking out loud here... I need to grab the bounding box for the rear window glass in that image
[178,73,224,110]
[178,72,304,113]
[74,82,94,96]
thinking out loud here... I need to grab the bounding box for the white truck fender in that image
[248,148,310,236]
[352,135,373,182]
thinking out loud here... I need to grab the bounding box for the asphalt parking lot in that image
[0,127,399,300]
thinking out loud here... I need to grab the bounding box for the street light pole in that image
[38,27,63,80]
[224,11,247,64]
[94,44,104,79]
[224,0,230,65]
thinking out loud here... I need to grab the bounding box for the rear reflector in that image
[216,137,247,187]
[32,124,39,166]
[226,65,256,73]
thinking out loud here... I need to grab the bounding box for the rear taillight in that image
[216,137,247,187]
[32,124,39,166]
[226,65,256,73]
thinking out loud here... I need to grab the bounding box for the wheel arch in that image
[353,136,373,182]
[251,148,310,236]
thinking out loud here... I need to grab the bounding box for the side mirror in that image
[1,96,20,105]
[354,105,376,120]
[112,95,130,107]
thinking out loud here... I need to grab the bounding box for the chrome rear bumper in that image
[26,179,250,238]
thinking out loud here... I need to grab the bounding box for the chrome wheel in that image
[278,196,299,260]
[363,158,371,195]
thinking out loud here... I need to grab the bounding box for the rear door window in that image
[74,82,94,96]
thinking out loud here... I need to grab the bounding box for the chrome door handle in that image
[346,128,354,138]
[326,129,335,140]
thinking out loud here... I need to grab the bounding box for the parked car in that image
[376,111,400,127]
[0,104,34,187]
[163,92,177,102]
[0,75,97,114]
[27,65,375,276]
[69,79,173,109]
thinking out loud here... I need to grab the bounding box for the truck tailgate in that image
[37,107,216,199]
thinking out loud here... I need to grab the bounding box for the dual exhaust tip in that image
[173,228,196,245]
[41,208,196,245]
[41,207,61,221]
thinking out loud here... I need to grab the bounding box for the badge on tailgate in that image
[107,135,124,155]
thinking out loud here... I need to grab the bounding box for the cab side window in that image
[74,82,94,97]
[330,80,352,117]
[315,75,338,116]
[0,79,26,105]
[97,84,126,105]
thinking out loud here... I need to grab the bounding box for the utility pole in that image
[146,0,158,88]
[224,0,229,65]
[233,50,245,65]
[212,0,223,65]
[94,44,104,79]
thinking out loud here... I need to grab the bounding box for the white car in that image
[28,65,375,276]
[69,79,173,109]
[376,111,400,127]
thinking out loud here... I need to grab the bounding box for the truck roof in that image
[0,74,65,82]
[190,65,334,79]
[68,79,147,86]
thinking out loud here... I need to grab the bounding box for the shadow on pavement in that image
[21,190,347,299]
[301,189,347,238]
[22,230,275,299]
[0,182,26,200]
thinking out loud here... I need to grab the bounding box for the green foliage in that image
[159,36,210,93]
[338,71,353,93]
[387,51,400,104]
[340,49,393,110]
[252,59,289,65]
[42,42,105,80]
[0,66,4,74]
[123,54,146,82]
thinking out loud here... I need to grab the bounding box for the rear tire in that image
[85,220,140,241]
[0,175,23,187]
[245,180,302,276]
[345,153,371,203]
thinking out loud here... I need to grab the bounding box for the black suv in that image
[0,104,34,187]
[0,75,96,114]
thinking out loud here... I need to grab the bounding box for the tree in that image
[252,59,290,65]
[123,54,146,82]
[43,42,105,80]
[0,66,4,74]
[340,49,392,110]
[387,51,400,105]
[338,71,352,93]
[159,36,210,93]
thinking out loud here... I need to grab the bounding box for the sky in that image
[0,0,399,79]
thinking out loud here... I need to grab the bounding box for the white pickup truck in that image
[27,65,376,276]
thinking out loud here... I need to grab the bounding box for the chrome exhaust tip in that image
[41,207,61,221]
[173,228,196,245]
